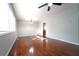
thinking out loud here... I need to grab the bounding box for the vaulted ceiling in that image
[10,3,77,22]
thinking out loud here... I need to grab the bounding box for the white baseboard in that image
[47,36,79,46]
[38,35,79,46]
[57,39,79,46]
[17,35,34,38]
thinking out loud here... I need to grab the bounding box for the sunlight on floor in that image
[29,47,34,54]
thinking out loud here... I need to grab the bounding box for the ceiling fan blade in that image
[48,6,50,11]
[53,3,62,6]
[38,3,48,8]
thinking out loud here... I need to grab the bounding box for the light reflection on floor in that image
[29,47,34,54]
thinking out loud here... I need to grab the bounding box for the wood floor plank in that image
[8,36,79,56]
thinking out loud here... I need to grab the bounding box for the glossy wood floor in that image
[8,36,79,56]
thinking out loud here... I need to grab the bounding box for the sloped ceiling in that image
[12,3,77,22]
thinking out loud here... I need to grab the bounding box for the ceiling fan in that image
[38,3,62,11]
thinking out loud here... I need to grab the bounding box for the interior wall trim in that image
[38,35,79,46]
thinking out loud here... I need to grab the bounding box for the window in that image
[0,3,9,31]
[0,3,16,32]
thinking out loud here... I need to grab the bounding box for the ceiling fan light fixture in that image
[48,3,52,6]
[38,3,62,11]
[28,18,34,24]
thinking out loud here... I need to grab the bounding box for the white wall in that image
[0,3,16,32]
[16,20,40,37]
[8,4,16,32]
[38,4,79,45]
[0,3,17,55]
[0,3,9,31]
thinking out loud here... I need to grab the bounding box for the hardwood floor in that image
[8,36,79,56]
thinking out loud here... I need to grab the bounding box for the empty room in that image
[0,3,79,56]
